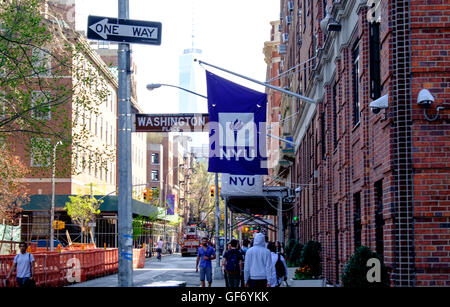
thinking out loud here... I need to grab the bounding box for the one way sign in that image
[87,15,162,45]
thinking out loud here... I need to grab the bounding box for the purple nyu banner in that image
[166,194,175,215]
[206,71,268,175]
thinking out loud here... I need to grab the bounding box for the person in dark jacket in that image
[223,239,243,287]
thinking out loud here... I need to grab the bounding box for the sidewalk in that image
[211,266,324,287]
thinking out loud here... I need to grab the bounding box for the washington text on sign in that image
[134,113,209,132]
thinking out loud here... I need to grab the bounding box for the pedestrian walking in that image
[241,239,249,254]
[275,241,285,256]
[243,233,272,288]
[267,242,288,287]
[196,237,216,287]
[156,238,164,261]
[238,241,246,287]
[222,242,232,287]
[222,239,243,288]
[5,242,36,288]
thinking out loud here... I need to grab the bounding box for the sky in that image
[75,0,280,147]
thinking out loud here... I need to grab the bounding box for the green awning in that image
[22,195,161,219]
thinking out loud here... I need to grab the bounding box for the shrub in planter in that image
[341,246,390,287]
[299,240,321,278]
[288,241,303,267]
[284,239,297,262]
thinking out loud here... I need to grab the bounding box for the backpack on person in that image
[225,250,240,275]
[275,253,286,281]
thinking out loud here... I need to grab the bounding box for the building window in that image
[369,22,382,100]
[32,48,51,77]
[352,42,360,126]
[353,192,362,250]
[151,153,159,164]
[375,180,384,261]
[321,111,326,160]
[31,91,51,120]
[98,41,110,49]
[30,138,51,167]
[334,203,339,283]
[151,170,159,182]
[333,83,338,149]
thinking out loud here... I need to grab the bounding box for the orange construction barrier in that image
[132,248,146,269]
[0,248,119,287]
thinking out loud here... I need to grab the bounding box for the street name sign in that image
[133,113,209,132]
[87,15,162,45]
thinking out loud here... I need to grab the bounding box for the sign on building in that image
[220,174,263,196]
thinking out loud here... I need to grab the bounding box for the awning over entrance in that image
[224,187,294,216]
[21,195,171,220]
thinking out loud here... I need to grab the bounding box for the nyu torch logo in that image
[215,113,259,161]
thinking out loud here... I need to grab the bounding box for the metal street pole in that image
[214,173,222,280]
[118,0,133,287]
[50,141,62,252]
[278,195,283,244]
[224,197,227,248]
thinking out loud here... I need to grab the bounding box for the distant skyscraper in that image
[178,47,203,113]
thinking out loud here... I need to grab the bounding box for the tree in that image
[187,161,215,232]
[64,195,102,243]
[0,146,29,221]
[0,0,115,177]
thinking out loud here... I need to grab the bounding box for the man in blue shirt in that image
[196,237,216,287]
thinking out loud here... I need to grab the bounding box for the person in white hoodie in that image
[244,233,272,287]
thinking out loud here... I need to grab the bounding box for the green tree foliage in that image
[0,0,114,176]
[299,240,322,277]
[187,161,215,232]
[341,246,390,287]
[65,195,102,243]
[0,146,29,220]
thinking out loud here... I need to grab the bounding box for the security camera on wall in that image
[370,94,389,114]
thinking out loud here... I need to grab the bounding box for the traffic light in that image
[148,189,153,200]
[210,185,215,197]
[143,189,148,200]
[143,188,153,201]
[53,220,65,230]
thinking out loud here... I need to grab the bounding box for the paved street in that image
[68,253,323,287]
[68,253,224,287]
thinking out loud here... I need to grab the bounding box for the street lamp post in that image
[50,140,62,252]
[147,83,223,279]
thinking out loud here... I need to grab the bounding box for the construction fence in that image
[16,214,178,257]
[0,248,119,287]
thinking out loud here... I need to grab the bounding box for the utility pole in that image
[117,0,133,287]
[214,173,222,279]
[278,195,283,245]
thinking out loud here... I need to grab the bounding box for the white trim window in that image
[32,48,51,77]
[30,137,51,167]
[31,91,51,120]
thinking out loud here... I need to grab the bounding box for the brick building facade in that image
[273,0,449,286]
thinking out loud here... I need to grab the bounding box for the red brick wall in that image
[410,0,450,287]
[278,0,449,286]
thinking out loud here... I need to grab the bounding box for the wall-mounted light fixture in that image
[417,89,445,122]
